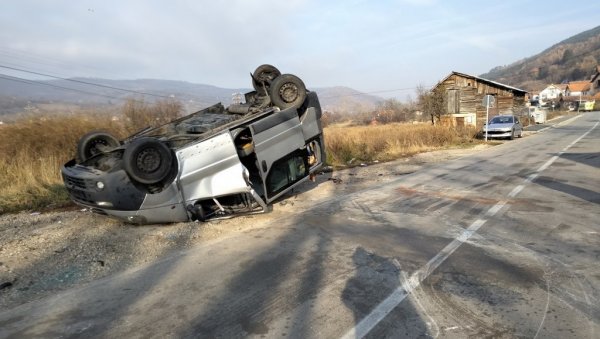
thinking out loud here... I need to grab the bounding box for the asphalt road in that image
[1,112,599,338]
[523,114,574,132]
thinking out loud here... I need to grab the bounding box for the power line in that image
[0,58,431,101]
[0,64,174,99]
[0,47,122,79]
[0,73,151,104]
[320,85,433,99]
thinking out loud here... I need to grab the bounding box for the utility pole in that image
[482,95,495,142]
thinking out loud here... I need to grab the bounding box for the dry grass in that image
[324,123,479,166]
[0,99,182,213]
[0,111,480,213]
[0,113,126,213]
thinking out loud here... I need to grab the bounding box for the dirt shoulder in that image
[0,144,491,309]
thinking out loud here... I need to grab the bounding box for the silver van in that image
[61,65,325,224]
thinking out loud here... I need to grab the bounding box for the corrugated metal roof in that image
[437,71,528,94]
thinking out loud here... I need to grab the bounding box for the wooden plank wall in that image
[439,74,526,126]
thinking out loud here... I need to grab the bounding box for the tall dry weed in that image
[1,106,478,213]
[0,113,125,212]
[0,98,182,213]
[324,123,477,166]
[122,98,182,133]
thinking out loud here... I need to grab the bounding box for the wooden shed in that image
[433,71,528,126]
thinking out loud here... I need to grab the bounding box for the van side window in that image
[266,151,308,196]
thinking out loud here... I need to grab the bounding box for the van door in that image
[249,108,307,201]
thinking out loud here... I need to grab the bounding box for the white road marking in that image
[401,271,440,338]
[536,115,582,134]
[341,119,599,339]
[508,185,525,197]
[486,202,506,217]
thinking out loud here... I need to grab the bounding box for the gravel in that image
[0,145,491,309]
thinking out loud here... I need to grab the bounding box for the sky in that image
[1,0,599,100]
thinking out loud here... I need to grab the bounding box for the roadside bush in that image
[122,98,182,133]
[0,99,478,213]
[324,123,478,166]
[0,112,124,213]
[0,98,183,213]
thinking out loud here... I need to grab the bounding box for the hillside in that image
[312,86,381,113]
[0,77,381,120]
[480,25,600,91]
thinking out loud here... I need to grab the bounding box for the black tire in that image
[509,130,515,140]
[269,74,307,110]
[123,137,173,184]
[77,131,120,162]
[252,64,281,94]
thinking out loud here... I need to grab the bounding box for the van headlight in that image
[96,181,105,190]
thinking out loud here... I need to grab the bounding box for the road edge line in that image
[341,117,599,339]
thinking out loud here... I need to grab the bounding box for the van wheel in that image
[252,64,281,95]
[269,74,307,110]
[77,131,120,162]
[124,137,173,184]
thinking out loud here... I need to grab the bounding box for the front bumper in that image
[482,129,513,138]
[62,159,146,211]
[62,160,189,224]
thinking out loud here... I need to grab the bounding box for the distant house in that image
[433,71,528,126]
[539,84,567,102]
[567,81,591,97]
[556,83,569,94]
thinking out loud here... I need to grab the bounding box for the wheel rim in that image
[88,138,111,156]
[279,82,299,103]
[136,148,161,173]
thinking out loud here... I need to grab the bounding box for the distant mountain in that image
[480,25,600,91]
[312,86,381,113]
[0,76,382,119]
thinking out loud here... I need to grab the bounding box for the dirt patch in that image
[0,145,492,309]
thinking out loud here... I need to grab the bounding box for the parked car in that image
[482,115,523,140]
[578,100,596,112]
[62,65,326,224]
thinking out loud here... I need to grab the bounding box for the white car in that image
[482,115,523,140]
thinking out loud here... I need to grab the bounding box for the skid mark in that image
[401,271,439,338]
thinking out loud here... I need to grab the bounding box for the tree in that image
[416,85,446,125]
[561,49,573,64]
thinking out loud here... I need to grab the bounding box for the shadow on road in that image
[536,176,599,204]
[342,247,429,338]
[559,152,600,169]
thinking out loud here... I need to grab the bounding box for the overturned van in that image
[61,65,325,224]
